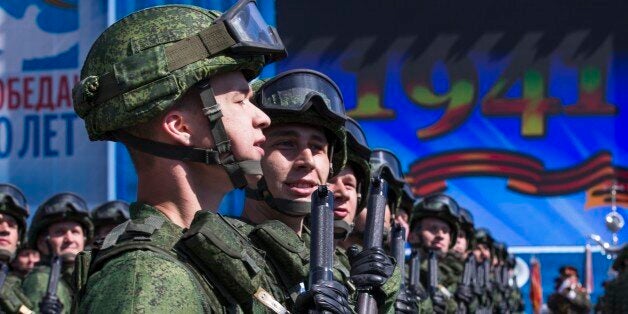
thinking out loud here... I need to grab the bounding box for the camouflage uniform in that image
[22,193,93,313]
[21,260,74,314]
[1,272,33,314]
[76,204,227,312]
[0,184,32,313]
[72,2,289,312]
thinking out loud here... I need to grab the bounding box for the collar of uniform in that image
[128,202,185,252]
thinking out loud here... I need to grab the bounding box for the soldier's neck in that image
[136,160,231,228]
[241,199,304,236]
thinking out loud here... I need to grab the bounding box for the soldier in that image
[22,192,93,313]
[408,194,462,313]
[72,1,291,312]
[450,207,477,313]
[10,246,40,280]
[472,228,494,313]
[242,69,395,312]
[90,200,130,242]
[602,245,628,313]
[0,184,33,313]
[547,265,591,314]
[328,137,403,312]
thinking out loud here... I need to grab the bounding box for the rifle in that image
[390,223,406,289]
[408,249,421,295]
[308,185,335,314]
[427,250,438,297]
[39,241,64,314]
[357,178,388,314]
[457,254,477,313]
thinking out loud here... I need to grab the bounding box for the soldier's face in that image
[210,72,270,163]
[416,217,451,253]
[13,249,39,273]
[328,166,358,225]
[0,213,19,255]
[473,243,491,262]
[46,221,85,260]
[262,124,330,203]
[452,230,468,255]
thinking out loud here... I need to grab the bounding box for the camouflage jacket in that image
[419,253,458,313]
[74,203,226,313]
[601,272,628,314]
[1,272,32,313]
[22,261,73,314]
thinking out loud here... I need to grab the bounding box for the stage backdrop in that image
[0,0,108,212]
[274,0,628,246]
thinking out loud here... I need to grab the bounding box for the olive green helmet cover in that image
[74,5,266,141]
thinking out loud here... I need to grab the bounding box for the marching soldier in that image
[22,193,93,313]
[0,184,33,313]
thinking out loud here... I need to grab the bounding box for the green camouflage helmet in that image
[344,117,371,211]
[91,200,130,228]
[474,227,495,257]
[0,184,29,243]
[370,149,407,214]
[73,5,267,140]
[254,69,348,177]
[459,207,476,248]
[28,193,94,250]
[410,194,461,248]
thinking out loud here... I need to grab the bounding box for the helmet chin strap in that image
[114,85,262,189]
[333,219,354,240]
[245,177,311,217]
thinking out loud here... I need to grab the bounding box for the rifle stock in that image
[357,178,387,314]
[308,185,334,314]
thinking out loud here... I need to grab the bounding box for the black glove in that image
[431,290,448,314]
[295,280,352,314]
[347,245,395,288]
[394,287,419,313]
[39,296,64,314]
[455,284,473,304]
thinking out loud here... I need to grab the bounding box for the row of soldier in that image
[0,0,527,313]
[0,189,129,313]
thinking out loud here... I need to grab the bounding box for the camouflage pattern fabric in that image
[76,203,225,313]
[507,283,525,314]
[1,273,32,313]
[22,263,73,314]
[547,290,591,314]
[601,271,628,314]
[419,255,458,313]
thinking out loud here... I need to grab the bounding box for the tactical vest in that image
[249,220,310,302]
[74,213,288,314]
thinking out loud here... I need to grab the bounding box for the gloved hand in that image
[394,287,419,313]
[496,300,508,314]
[39,296,64,314]
[455,284,473,304]
[347,245,395,288]
[431,290,449,313]
[295,280,352,314]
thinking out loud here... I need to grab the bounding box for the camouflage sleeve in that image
[378,263,401,313]
[78,250,220,313]
[1,275,33,313]
[21,268,48,312]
